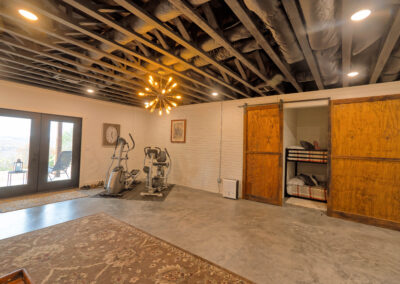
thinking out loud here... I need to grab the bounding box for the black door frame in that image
[37,114,82,192]
[0,108,82,198]
[0,108,41,198]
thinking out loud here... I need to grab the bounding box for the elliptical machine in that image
[141,147,171,197]
[104,133,140,195]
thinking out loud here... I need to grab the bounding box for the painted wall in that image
[2,79,400,195]
[148,81,400,196]
[0,80,149,186]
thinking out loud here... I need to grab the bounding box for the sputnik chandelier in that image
[138,75,182,115]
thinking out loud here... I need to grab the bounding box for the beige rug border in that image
[0,189,101,213]
[2,212,255,283]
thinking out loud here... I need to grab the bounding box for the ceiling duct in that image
[299,0,340,85]
[243,0,304,64]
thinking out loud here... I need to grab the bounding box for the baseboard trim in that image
[328,210,400,231]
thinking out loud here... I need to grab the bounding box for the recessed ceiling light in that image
[87,88,94,93]
[212,92,218,96]
[347,71,359,77]
[18,9,38,21]
[351,9,371,21]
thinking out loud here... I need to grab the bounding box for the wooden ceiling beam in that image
[0,42,145,97]
[62,0,244,99]
[0,22,205,103]
[113,0,260,97]
[224,0,302,92]
[14,0,229,100]
[0,26,144,90]
[0,55,142,101]
[0,71,138,106]
[341,0,353,87]
[281,0,324,90]
[173,17,191,42]
[10,0,227,101]
[169,0,283,94]
[201,2,220,31]
[369,8,400,83]
[153,29,170,50]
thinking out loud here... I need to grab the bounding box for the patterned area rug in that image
[0,213,251,283]
[0,188,103,213]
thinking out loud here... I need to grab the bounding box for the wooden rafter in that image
[16,0,239,100]
[61,0,245,99]
[281,0,324,90]
[341,0,353,87]
[169,0,281,94]
[224,0,302,92]
[0,12,210,102]
[369,8,400,83]
[112,0,261,97]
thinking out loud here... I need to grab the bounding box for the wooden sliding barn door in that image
[243,104,283,205]
[329,95,400,229]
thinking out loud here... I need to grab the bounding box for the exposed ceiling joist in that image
[169,0,281,94]
[0,71,137,106]
[281,0,324,90]
[341,0,353,87]
[62,0,243,99]
[113,0,260,97]
[14,0,232,101]
[173,17,192,42]
[0,55,154,102]
[369,8,400,83]
[224,0,302,92]
[5,4,216,101]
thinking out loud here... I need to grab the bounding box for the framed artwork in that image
[103,123,120,146]
[171,119,186,143]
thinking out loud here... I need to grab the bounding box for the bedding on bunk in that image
[287,176,327,201]
[287,149,328,163]
[286,184,327,201]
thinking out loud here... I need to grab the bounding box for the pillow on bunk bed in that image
[298,174,316,186]
[287,177,305,186]
[300,140,315,150]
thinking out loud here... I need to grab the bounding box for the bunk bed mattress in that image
[287,184,327,201]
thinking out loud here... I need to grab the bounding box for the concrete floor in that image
[1,185,399,283]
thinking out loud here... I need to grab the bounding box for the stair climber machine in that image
[141,147,171,197]
[104,133,140,196]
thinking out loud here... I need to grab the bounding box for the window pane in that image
[0,116,31,187]
[47,121,74,182]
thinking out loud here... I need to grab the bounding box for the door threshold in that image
[285,197,327,212]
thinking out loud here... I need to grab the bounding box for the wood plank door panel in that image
[244,104,283,205]
[329,95,400,229]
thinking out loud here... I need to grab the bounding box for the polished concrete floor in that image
[1,185,399,283]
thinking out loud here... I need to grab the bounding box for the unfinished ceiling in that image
[0,0,399,106]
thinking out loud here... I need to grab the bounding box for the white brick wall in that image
[147,81,400,197]
[3,79,400,195]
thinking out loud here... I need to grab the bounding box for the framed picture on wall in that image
[171,119,186,143]
[103,123,120,146]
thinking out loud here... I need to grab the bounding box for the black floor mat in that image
[92,182,174,201]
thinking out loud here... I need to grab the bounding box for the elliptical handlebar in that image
[129,133,135,150]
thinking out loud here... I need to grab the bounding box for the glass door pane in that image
[38,114,81,192]
[0,109,40,199]
[47,121,74,182]
[0,116,31,187]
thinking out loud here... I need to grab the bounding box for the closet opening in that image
[283,102,329,211]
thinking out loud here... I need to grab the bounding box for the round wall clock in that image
[103,123,120,146]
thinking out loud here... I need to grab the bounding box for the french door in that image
[0,108,81,198]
